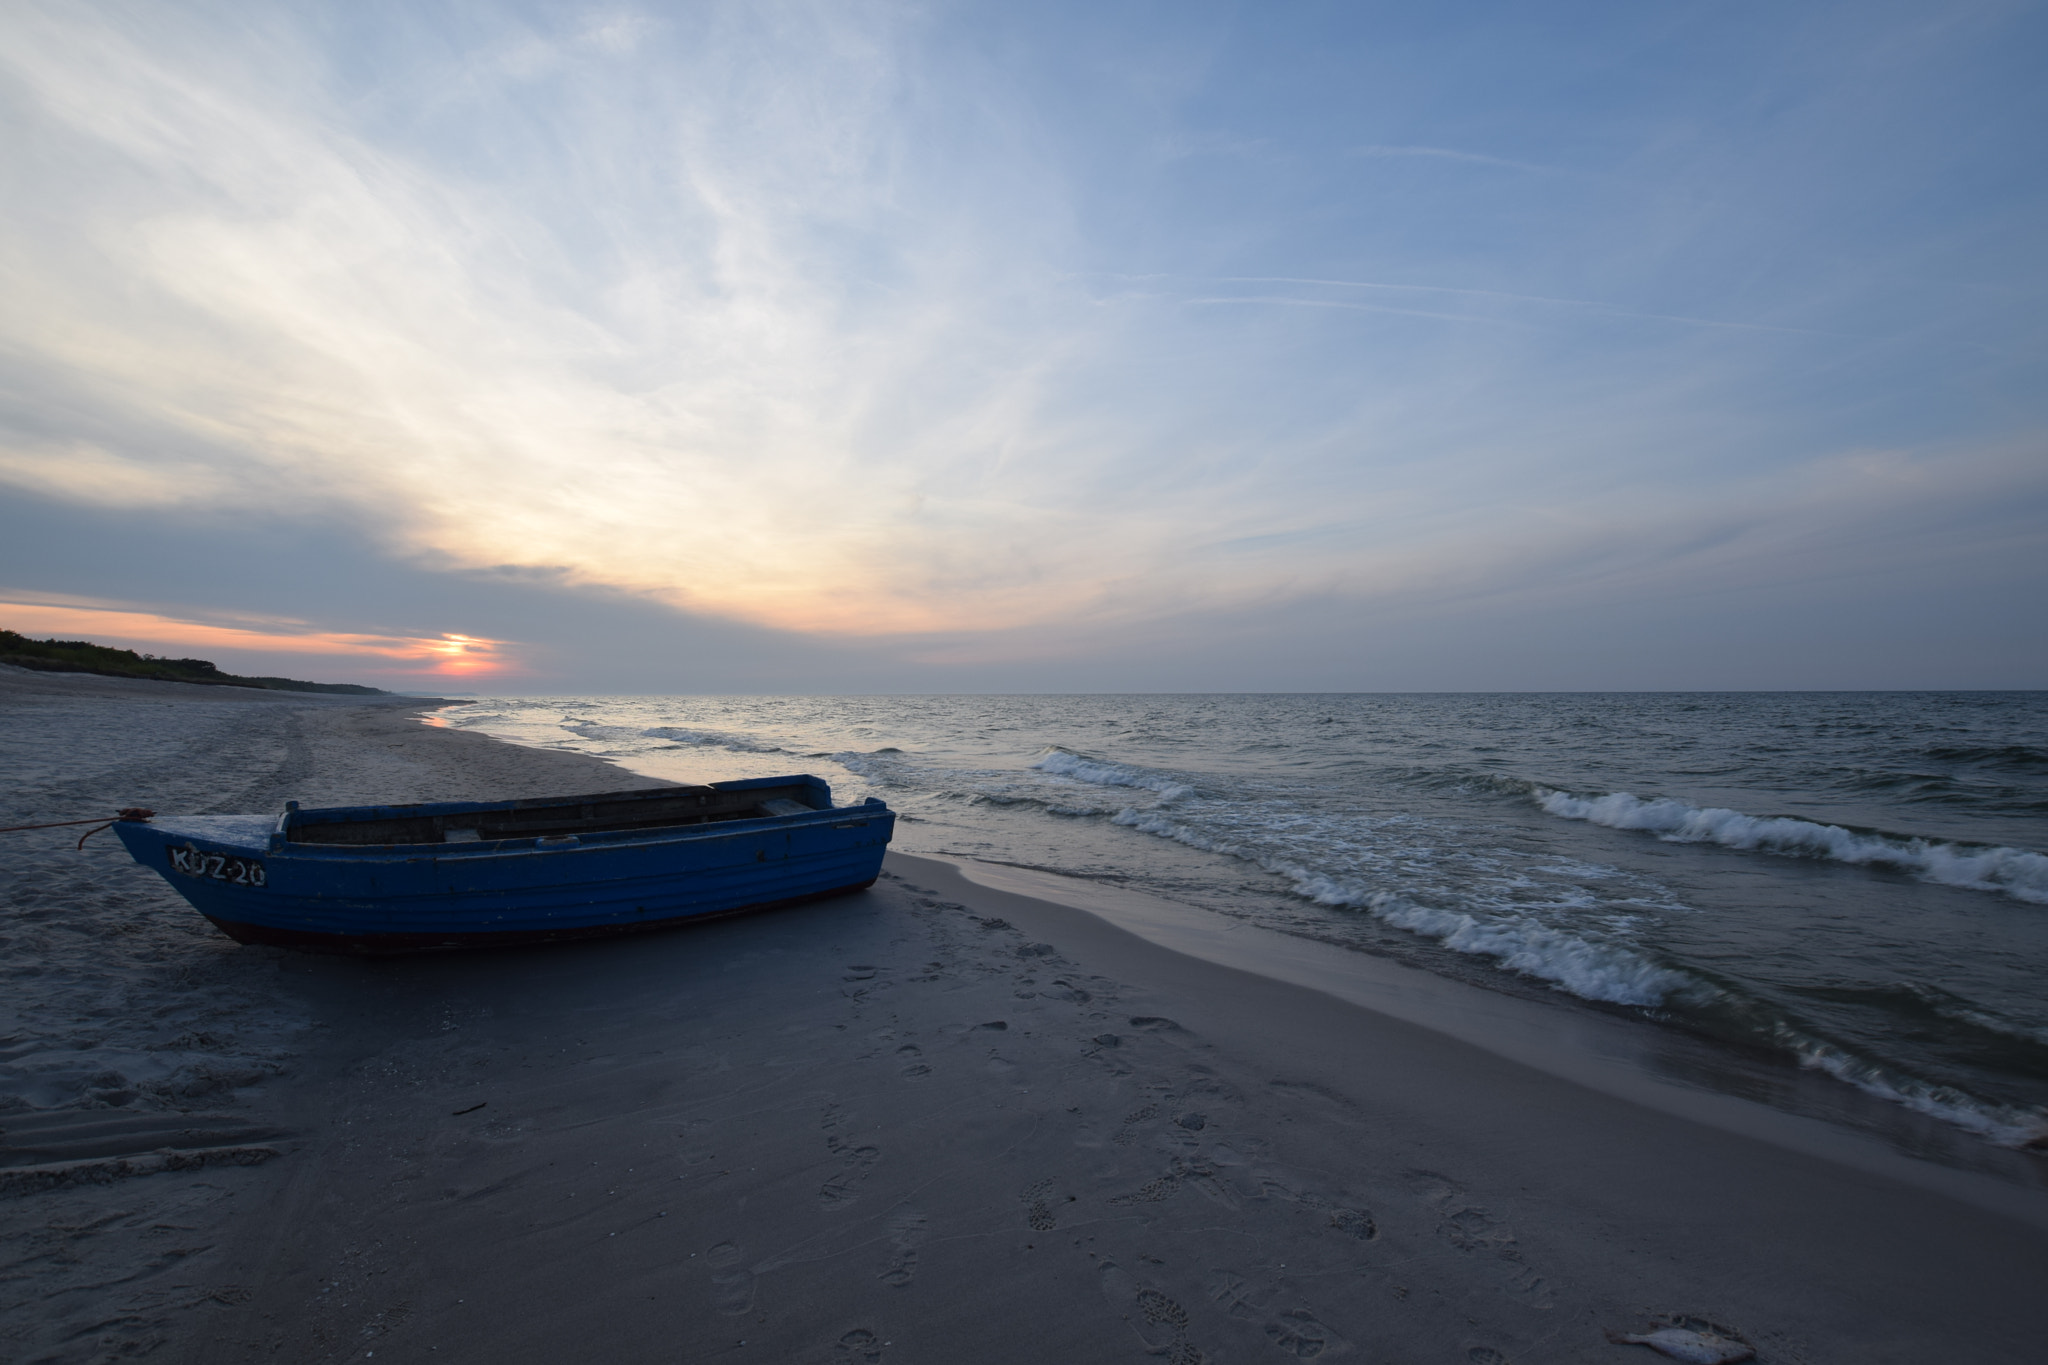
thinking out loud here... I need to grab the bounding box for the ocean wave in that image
[1366,892,1685,1006]
[1944,1006,2048,1051]
[832,750,916,786]
[1031,749,1193,801]
[833,748,1150,818]
[554,719,789,755]
[1535,790,2048,904]
[970,791,1130,817]
[1109,807,1682,1006]
[559,720,645,741]
[1922,743,2048,771]
[637,725,786,754]
[1386,768,1545,799]
[1772,1025,2048,1147]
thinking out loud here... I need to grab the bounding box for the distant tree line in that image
[0,628,387,694]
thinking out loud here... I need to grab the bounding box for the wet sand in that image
[4,667,2046,1364]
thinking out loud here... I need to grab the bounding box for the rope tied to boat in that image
[0,808,154,850]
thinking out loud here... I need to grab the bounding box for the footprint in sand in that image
[880,1207,926,1287]
[1020,1177,1071,1231]
[1281,1188,1377,1242]
[819,1145,882,1209]
[1100,1259,1206,1363]
[896,1044,932,1080]
[1109,1167,1185,1207]
[1267,1309,1343,1359]
[1325,1207,1377,1241]
[1403,1169,1553,1307]
[704,1240,755,1315]
[1211,1274,1352,1358]
[836,1327,884,1362]
[1112,1103,1160,1146]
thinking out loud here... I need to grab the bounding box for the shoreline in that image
[427,691,2048,1161]
[4,670,2046,1363]
[932,856,2048,1223]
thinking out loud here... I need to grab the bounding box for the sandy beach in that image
[4,668,2046,1365]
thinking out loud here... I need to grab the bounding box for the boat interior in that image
[286,784,824,847]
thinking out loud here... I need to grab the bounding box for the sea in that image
[430,692,2048,1152]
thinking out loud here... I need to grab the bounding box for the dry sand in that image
[3,666,2045,1364]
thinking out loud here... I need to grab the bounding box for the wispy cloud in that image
[1207,278,1848,337]
[1182,296,1538,329]
[1347,143,1550,172]
[0,4,1113,634]
[6,3,1350,636]
[0,1,2039,677]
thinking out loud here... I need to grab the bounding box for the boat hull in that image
[112,781,894,955]
[198,877,877,953]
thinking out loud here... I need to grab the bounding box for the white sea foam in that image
[1035,745,1687,1006]
[1536,789,2048,904]
[638,725,786,754]
[556,718,788,755]
[829,750,906,783]
[1365,892,1684,1005]
[835,751,1135,819]
[1773,1025,2048,1147]
[1110,806,1683,1006]
[1032,749,1193,801]
[559,720,649,743]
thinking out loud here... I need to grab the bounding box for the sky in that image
[1,0,2043,692]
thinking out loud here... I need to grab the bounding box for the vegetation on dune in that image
[0,628,388,694]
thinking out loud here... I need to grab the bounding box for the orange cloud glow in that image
[1,598,513,676]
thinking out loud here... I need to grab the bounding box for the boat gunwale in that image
[284,778,802,822]
[261,800,886,859]
[250,775,857,855]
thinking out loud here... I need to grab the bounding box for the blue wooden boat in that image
[111,775,894,954]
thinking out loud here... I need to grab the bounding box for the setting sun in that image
[1,597,513,677]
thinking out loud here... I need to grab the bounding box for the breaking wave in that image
[1009,749,1687,1007]
[1774,1027,2048,1148]
[1108,806,1683,1007]
[636,725,787,754]
[1536,789,2048,904]
[835,748,1142,818]
[1031,749,1193,801]
[562,719,788,755]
